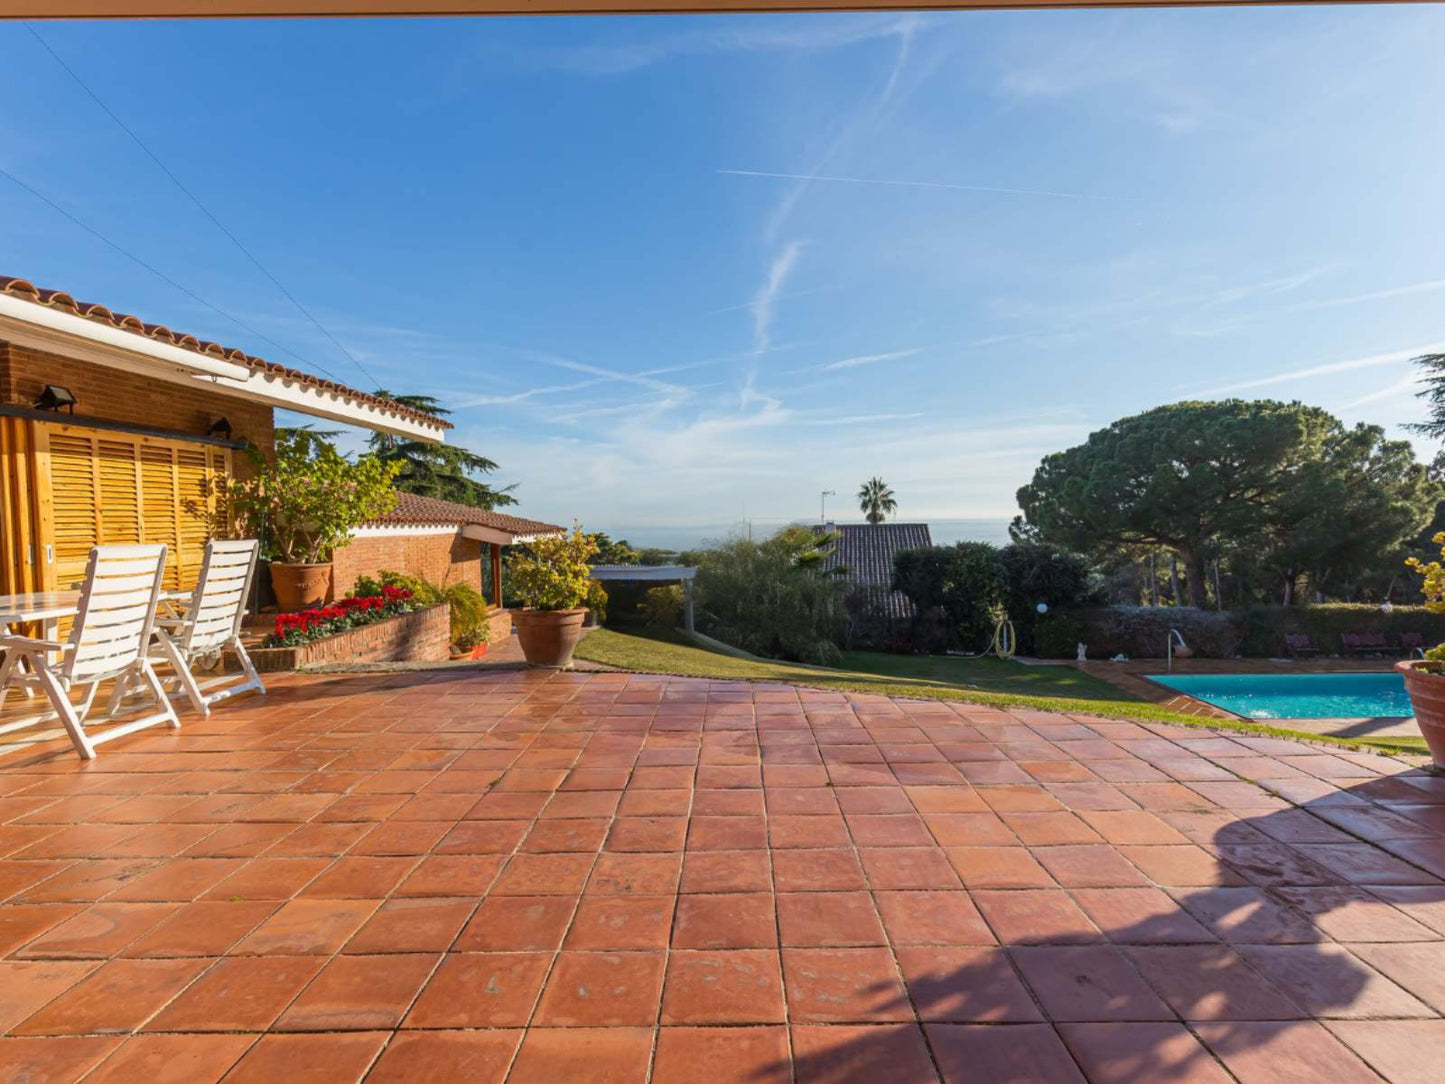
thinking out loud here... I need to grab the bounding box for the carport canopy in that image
[589,564,697,633]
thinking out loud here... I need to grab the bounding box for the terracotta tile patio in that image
[0,668,1442,1082]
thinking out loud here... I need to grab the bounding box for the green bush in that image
[892,542,1007,652]
[693,526,846,664]
[353,569,489,648]
[1235,604,1445,656]
[640,585,684,628]
[585,580,609,625]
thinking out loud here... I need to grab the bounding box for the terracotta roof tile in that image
[0,274,451,430]
[816,522,933,622]
[370,491,563,538]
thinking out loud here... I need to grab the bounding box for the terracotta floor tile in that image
[394,854,504,897]
[1170,886,1323,944]
[836,787,914,814]
[672,892,777,949]
[522,817,611,853]
[1195,1020,1381,1084]
[13,902,180,960]
[1058,1022,1233,1084]
[1367,885,1445,936]
[782,947,913,1023]
[1238,943,1435,1018]
[1326,1020,1445,1084]
[587,851,682,895]
[0,960,97,1031]
[218,1032,388,1084]
[894,945,1042,1022]
[1273,884,1438,942]
[1350,941,1445,1013]
[0,903,84,956]
[789,1023,937,1084]
[616,788,692,817]
[859,847,960,889]
[343,896,473,954]
[777,891,886,947]
[1069,887,1217,944]
[275,952,436,1030]
[456,895,576,952]
[605,816,688,852]
[1011,945,1173,1021]
[680,849,773,893]
[689,815,769,851]
[347,819,452,856]
[771,848,867,892]
[14,957,207,1035]
[0,1036,122,1083]
[766,787,839,815]
[565,895,674,949]
[201,857,330,901]
[542,790,622,818]
[1078,810,1190,846]
[85,1033,254,1084]
[1124,945,1306,1020]
[769,814,852,849]
[905,785,988,814]
[14,859,154,904]
[532,950,665,1025]
[491,852,595,895]
[232,898,378,955]
[972,889,1101,945]
[661,949,786,1024]
[145,955,324,1031]
[367,1030,520,1084]
[508,1027,653,1084]
[945,846,1054,889]
[120,900,278,957]
[873,890,994,946]
[927,1022,1086,1084]
[1122,845,1247,887]
[1000,812,1103,846]
[653,1025,790,1083]
[1036,844,1152,888]
[299,855,417,898]
[692,788,766,815]
[404,951,551,1027]
[434,819,529,854]
[263,821,375,858]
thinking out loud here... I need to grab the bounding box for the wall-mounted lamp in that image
[207,417,233,441]
[34,385,77,414]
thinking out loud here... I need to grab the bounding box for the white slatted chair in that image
[0,544,179,760]
[150,539,265,717]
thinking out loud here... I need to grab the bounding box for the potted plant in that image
[225,430,401,611]
[1400,532,1445,767]
[507,524,599,668]
[355,570,490,660]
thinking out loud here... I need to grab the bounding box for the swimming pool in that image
[1149,672,1413,719]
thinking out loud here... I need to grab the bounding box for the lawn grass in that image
[573,628,1431,759]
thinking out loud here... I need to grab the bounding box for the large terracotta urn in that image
[512,608,588,669]
[1397,660,1445,768]
[269,562,331,612]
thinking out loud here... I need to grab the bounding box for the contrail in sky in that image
[718,169,1128,202]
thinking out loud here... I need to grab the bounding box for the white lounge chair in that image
[0,543,180,760]
[151,539,265,716]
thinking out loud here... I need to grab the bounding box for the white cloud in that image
[750,241,804,356]
[1186,342,1445,398]
[811,348,923,373]
[719,169,1126,203]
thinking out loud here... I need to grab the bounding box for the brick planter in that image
[250,603,450,672]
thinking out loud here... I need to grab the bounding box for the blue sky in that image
[3,8,1444,544]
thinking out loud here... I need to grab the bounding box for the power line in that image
[0,164,349,383]
[24,22,384,391]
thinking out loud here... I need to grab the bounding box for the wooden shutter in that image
[36,422,232,592]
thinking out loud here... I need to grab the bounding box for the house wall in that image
[0,341,275,475]
[330,527,485,601]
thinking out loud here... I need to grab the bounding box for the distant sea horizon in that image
[589,517,1015,552]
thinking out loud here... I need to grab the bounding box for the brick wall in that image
[250,602,450,671]
[329,529,484,601]
[0,342,275,475]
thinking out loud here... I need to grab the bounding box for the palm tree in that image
[858,477,897,525]
[368,391,517,510]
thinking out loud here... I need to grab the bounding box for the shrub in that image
[892,542,1007,652]
[999,542,1100,653]
[225,429,401,563]
[1235,604,1445,657]
[640,585,684,628]
[693,526,846,663]
[1034,607,1241,660]
[354,570,487,648]
[508,524,599,610]
[585,580,609,624]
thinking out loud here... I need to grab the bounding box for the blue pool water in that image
[1149,672,1413,719]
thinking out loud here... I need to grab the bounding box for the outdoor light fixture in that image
[1036,602,1049,614]
[33,385,77,413]
[207,417,233,441]
[1381,601,1394,614]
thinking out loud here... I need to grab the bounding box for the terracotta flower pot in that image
[269,562,332,612]
[512,608,588,669]
[449,643,488,661]
[1397,660,1445,768]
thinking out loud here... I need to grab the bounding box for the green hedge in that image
[1034,604,1445,659]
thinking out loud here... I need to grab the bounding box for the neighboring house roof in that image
[0,275,451,432]
[368,491,564,539]
[817,521,933,622]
